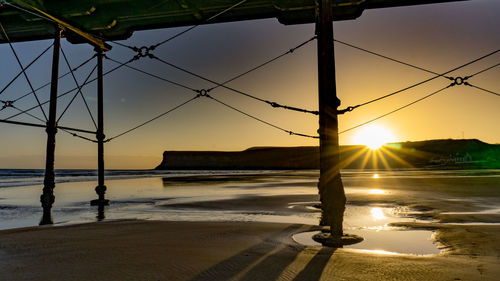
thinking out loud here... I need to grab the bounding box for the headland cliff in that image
[155,139,500,170]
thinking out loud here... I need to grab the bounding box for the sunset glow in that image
[353,125,396,150]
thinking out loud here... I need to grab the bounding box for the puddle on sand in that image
[343,205,426,229]
[293,204,440,255]
[293,229,440,255]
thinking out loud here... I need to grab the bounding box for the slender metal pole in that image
[316,0,346,236]
[40,30,61,225]
[91,48,109,206]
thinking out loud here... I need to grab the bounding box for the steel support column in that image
[91,49,109,207]
[316,0,346,236]
[40,30,61,225]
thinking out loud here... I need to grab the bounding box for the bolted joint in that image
[96,131,106,141]
[453,76,465,86]
[1,100,14,107]
[45,122,58,134]
[337,106,354,114]
[95,184,107,195]
[40,193,55,208]
[269,102,280,108]
[334,96,341,108]
[196,89,210,97]
[132,45,155,59]
[94,45,104,53]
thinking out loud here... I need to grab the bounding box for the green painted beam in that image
[0,0,465,46]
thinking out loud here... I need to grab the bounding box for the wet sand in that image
[1,220,499,281]
[1,170,499,280]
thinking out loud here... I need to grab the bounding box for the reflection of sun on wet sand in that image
[0,170,499,280]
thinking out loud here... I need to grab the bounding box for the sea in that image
[0,168,322,230]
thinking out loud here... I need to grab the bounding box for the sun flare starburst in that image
[352,125,396,150]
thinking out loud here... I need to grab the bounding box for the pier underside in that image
[0,0,462,44]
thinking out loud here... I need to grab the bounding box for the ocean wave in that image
[0,169,282,188]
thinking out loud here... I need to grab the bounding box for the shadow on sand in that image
[189,224,336,281]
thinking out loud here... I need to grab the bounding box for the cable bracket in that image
[450,76,469,86]
[195,89,212,98]
[0,100,14,110]
[337,106,356,114]
[132,45,156,60]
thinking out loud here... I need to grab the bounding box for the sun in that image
[352,124,396,150]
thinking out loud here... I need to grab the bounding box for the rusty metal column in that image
[316,0,346,237]
[40,30,61,225]
[91,48,109,207]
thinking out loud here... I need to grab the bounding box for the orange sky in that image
[0,0,498,169]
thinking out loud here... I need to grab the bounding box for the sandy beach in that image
[1,170,499,280]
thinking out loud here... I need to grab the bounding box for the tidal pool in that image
[293,229,440,255]
[293,203,441,255]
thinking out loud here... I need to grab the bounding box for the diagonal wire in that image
[340,84,454,135]
[151,54,270,100]
[206,95,319,139]
[5,54,134,120]
[5,56,132,121]
[9,103,98,142]
[345,49,500,111]
[0,42,53,96]
[466,62,500,79]
[104,56,198,92]
[150,54,319,115]
[58,46,97,128]
[0,21,48,120]
[61,129,97,142]
[10,104,45,123]
[464,83,500,97]
[105,95,201,142]
[112,0,248,50]
[12,54,96,103]
[57,63,98,125]
[207,36,317,92]
[334,39,448,78]
[151,0,248,49]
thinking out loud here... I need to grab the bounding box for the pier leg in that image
[90,49,109,207]
[316,0,346,237]
[40,30,61,225]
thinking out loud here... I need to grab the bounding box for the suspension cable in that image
[104,95,201,142]
[207,36,317,92]
[340,49,500,112]
[0,117,95,134]
[150,54,319,115]
[205,94,319,139]
[0,42,53,96]
[58,46,97,128]
[4,98,96,142]
[334,39,447,77]
[57,63,98,125]
[465,83,500,97]
[10,104,45,123]
[5,54,136,121]
[10,103,98,141]
[104,55,198,92]
[0,22,48,120]
[12,54,96,103]
[340,84,454,135]
[466,62,499,79]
